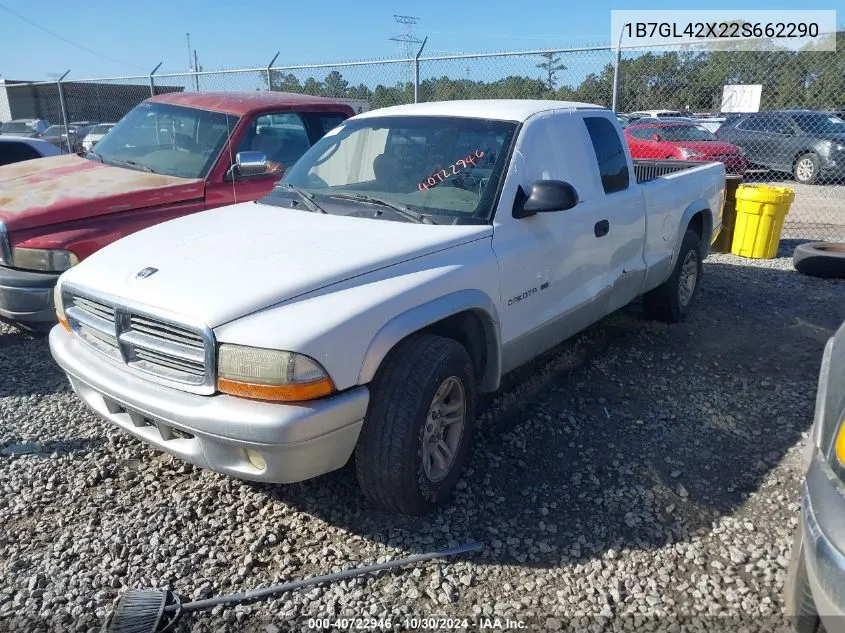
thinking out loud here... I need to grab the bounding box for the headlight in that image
[217,344,335,402]
[11,247,79,272]
[678,147,704,159]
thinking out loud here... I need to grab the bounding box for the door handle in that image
[594,220,609,238]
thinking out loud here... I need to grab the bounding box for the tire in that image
[793,242,845,280]
[794,153,820,185]
[355,333,476,515]
[784,525,820,633]
[644,228,703,323]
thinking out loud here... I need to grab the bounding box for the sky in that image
[0,0,840,82]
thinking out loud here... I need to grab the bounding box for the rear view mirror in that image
[650,133,662,142]
[231,151,268,179]
[513,180,579,219]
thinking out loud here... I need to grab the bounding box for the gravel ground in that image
[1,248,844,633]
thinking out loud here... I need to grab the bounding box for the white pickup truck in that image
[49,99,726,515]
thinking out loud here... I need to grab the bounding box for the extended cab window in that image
[312,113,350,137]
[584,116,629,194]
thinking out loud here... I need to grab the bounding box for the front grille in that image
[65,291,213,391]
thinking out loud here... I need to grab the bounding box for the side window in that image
[0,142,41,166]
[627,127,651,140]
[313,113,350,137]
[736,115,761,132]
[583,116,629,194]
[236,112,311,173]
[767,116,793,135]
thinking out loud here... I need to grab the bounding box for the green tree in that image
[323,71,349,98]
[536,52,567,92]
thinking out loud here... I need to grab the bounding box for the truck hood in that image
[0,154,204,232]
[60,201,492,328]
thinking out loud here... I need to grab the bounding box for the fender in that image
[357,289,502,392]
[668,200,713,274]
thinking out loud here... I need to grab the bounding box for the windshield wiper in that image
[278,183,328,214]
[327,193,436,225]
[108,158,155,173]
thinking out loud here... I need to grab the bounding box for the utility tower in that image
[390,15,422,83]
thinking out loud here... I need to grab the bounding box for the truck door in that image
[580,115,647,314]
[491,111,614,373]
[205,112,312,208]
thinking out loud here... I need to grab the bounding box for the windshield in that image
[273,115,518,223]
[91,102,239,179]
[90,124,114,135]
[1,122,35,133]
[43,125,66,136]
[657,125,717,141]
[792,113,845,136]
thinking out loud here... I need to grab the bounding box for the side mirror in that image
[513,180,579,219]
[229,151,268,179]
[650,132,662,142]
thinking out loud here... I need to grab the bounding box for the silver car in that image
[786,317,845,633]
[81,123,116,152]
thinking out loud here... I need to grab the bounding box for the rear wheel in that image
[644,228,703,323]
[354,333,476,515]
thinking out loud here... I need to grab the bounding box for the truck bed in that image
[634,159,713,183]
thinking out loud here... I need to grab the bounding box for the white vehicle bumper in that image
[49,325,368,483]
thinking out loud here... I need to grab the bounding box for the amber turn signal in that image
[835,420,845,465]
[217,376,335,402]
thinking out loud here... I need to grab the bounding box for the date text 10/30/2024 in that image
[307,617,527,630]
[419,150,485,191]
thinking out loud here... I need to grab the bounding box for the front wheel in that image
[794,153,820,185]
[355,333,476,515]
[644,228,703,323]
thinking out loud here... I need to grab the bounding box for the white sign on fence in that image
[721,84,762,113]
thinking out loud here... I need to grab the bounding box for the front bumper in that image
[0,265,60,325]
[796,456,845,632]
[49,325,370,484]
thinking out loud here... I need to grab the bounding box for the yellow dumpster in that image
[730,184,795,259]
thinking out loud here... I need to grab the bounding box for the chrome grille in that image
[64,290,214,391]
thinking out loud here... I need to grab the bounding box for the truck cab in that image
[0,91,354,333]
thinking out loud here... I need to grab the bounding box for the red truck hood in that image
[674,140,740,155]
[0,154,204,231]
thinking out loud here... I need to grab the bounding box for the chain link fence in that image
[1,32,843,241]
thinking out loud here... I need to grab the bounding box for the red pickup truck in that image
[0,91,354,333]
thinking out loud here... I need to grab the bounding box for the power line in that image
[0,3,139,71]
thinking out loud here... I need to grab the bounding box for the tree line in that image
[268,32,844,113]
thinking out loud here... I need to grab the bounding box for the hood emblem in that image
[136,267,159,279]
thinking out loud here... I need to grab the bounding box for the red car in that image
[0,91,355,333]
[624,122,749,175]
